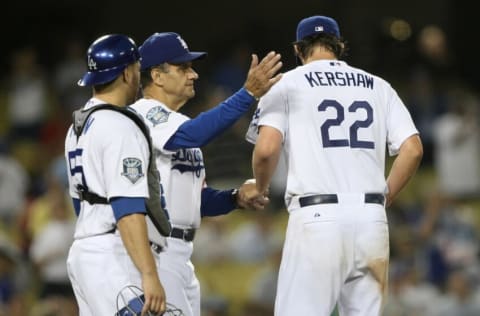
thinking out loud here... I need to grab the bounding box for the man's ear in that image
[150,67,164,86]
[122,64,135,84]
[293,45,301,58]
[293,44,304,65]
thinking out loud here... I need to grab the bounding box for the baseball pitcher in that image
[246,15,423,316]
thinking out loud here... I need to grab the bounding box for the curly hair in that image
[294,33,348,61]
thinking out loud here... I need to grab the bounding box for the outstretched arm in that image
[165,52,282,151]
[200,179,269,217]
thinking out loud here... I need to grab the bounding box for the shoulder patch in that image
[121,158,144,184]
[146,106,170,126]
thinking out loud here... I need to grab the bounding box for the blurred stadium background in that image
[0,1,479,315]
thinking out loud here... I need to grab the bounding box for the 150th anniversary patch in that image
[121,157,144,183]
[146,106,170,126]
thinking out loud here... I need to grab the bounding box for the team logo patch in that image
[121,158,144,184]
[146,106,170,126]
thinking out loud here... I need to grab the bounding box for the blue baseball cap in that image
[139,32,207,71]
[296,15,341,42]
[78,34,140,87]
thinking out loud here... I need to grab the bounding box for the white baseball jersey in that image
[131,98,205,230]
[246,60,418,208]
[65,98,150,238]
[64,98,157,315]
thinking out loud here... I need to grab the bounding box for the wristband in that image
[231,188,244,209]
[245,88,260,101]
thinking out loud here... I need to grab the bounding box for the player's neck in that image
[304,48,337,64]
[93,92,129,107]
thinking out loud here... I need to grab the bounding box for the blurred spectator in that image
[390,225,429,280]
[53,38,90,113]
[433,202,479,272]
[419,193,480,288]
[40,39,87,160]
[384,263,440,316]
[28,296,78,316]
[227,211,283,263]
[243,238,283,316]
[384,223,436,315]
[19,156,73,254]
[25,155,76,311]
[406,24,457,165]
[431,88,480,198]
[192,216,231,264]
[0,234,29,316]
[426,269,480,316]
[201,295,229,316]
[421,87,480,293]
[405,68,447,165]
[29,190,75,300]
[0,142,29,226]
[6,47,50,142]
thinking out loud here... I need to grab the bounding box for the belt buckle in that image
[180,229,188,241]
[182,229,193,241]
[183,228,195,241]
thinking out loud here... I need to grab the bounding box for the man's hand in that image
[236,179,270,210]
[244,52,283,99]
[117,213,166,316]
[141,272,166,316]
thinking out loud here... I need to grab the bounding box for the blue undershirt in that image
[72,197,147,221]
[111,197,147,221]
[201,187,237,217]
[164,88,254,150]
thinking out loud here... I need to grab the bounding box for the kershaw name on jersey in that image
[304,70,374,89]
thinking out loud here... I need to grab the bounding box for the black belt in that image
[298,193,385,208]
[169,227,196,242]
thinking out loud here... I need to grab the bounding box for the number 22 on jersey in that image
[318,99,374,149]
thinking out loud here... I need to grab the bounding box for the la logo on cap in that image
[315,26,324,32]
[88,56,97,70]
[176,36,188,50]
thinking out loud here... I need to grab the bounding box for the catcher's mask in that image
[115,285,184,316]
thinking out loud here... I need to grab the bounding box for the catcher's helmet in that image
[115,285,184,316]
[78,34,140,87]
